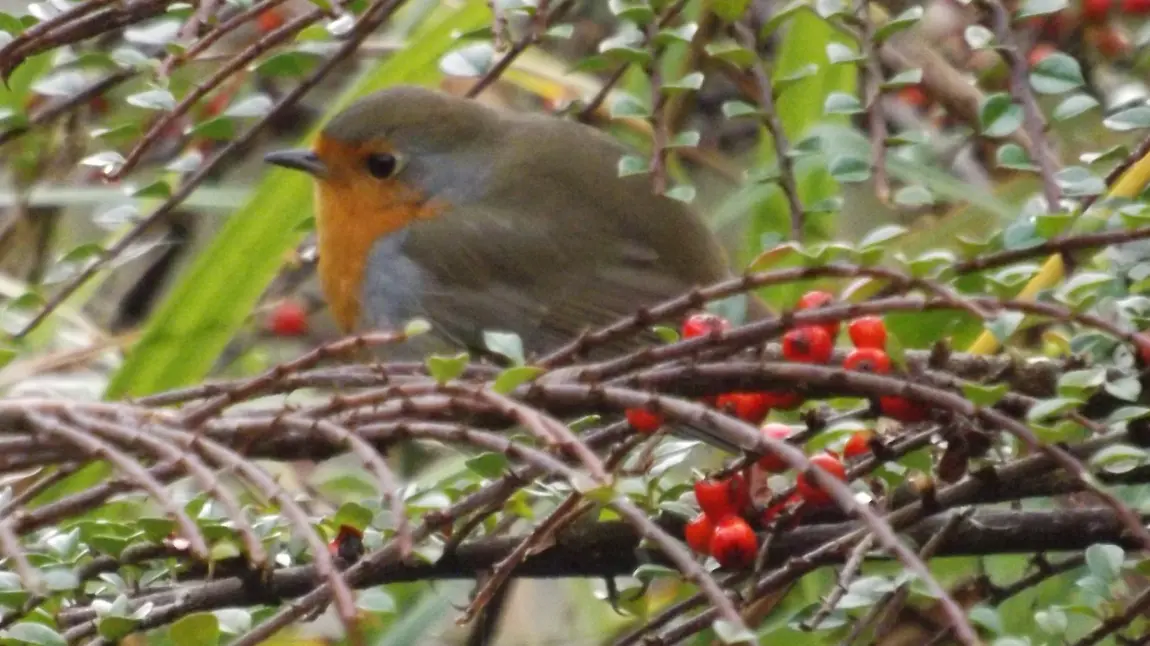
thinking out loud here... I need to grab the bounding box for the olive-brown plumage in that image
[265,85,766,359]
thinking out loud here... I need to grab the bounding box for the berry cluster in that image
[621,290,938,568]
[624,290,927,434]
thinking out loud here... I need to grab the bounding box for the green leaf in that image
[882,68,923,89]
[996,143,1036,171]
[1029,52,1084,94]
[1035,211,1073,237]
[712,0,752,21]
[825,42,864,64]
[873,6,923,43]
[3,623,67,646]
[859,224,908,249]
[97,615,140,641]
[1016,0,1068,19]
[964,25,994,50]
[356,587,397,613]
[1053,93,1099,121]
[465,452,511,478]
[439,42,494,77]
[1057,368,1106,395]
[608,0,655,23]
[1054,166,1105,197]
[667,130,701,148]
[1026,397,1082,422]
[655,23,697,46]
[126,89,176,111]
[985,312,1023,344]
[1085,543,1124,582]
[492,366,543,394]
[665,185,697,202]
[664,71,705,92]
[979,93,1023,138]
[105,1,492,398]
[962,383,1008,406]
[618,154,649,177]
[1105,377,1141,402]
[705,41,755,68]
[828,155,870,182]
[405,318,431,336]
[823,91,862,115]
[1034,608,1068,634]
[187,116,235,141]
[721,100,762,119]
[483,330,525,365]
[1089,445,1148,474]
[712,619,756,643]
[610,93,650,118]
[333,502,374,530]
[1104,106,1150,131]
[170,613,220,646]
[427,352,469,384]
[893,185,933,207]
[253,51,320,77]
[633,563,679,582]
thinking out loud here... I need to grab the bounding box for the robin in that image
[264,85,767,364]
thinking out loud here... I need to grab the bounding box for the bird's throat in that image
[313,182,437,332]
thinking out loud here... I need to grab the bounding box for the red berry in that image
[843,430,874,459]
[327,524,365,563]
[1135,334,1150,365]
[1082,0,1112,21]
[1091,24,1130,58]
[256,8,287,32]
[626,408,664,433]
[1123,0,1150,13]
[757,423,793,473]
[843,347,892,374]
[879,396,930,423]
[684,513,715,554]
[267,299,308,336]
[761,390,803,410]
[709,516,758,568]
[715,392,770,424]
[762,493,803,526]
[796,452,848,506]
[847,316,887,349]
[896,85,928,108]
[797,290,834,311]
[1027,43,1057,67]
[796,290,840,339]
[682,312,730,339]
[694,473,750,520]
[782,325,834,364]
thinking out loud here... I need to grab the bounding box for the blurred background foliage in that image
[4,0,1150,644]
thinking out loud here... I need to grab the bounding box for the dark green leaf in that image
[1029,52,1084,94]
[979,93,1023,138]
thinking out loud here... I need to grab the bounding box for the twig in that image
[982,0,1061,210]
[857,0,890,204]
[733,21,804,241]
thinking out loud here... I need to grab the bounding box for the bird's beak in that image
[264,149,327,177]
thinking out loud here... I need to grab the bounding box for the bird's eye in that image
[365,152,398,179]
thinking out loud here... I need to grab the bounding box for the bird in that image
[263,85,768,362]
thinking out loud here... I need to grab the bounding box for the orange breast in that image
[311,135,444,332]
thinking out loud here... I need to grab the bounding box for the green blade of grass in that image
[105,1,490,399]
